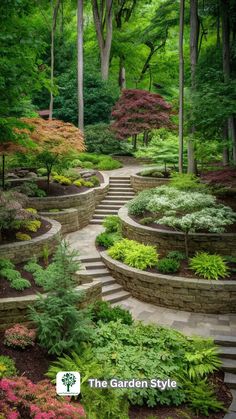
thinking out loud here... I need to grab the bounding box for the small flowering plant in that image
[4,324,36,350]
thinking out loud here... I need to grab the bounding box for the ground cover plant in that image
[47,321,224,417]
[128,184,236,257]
[96,215,123,249]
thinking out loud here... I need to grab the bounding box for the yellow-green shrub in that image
[53,175,72,185]
[25,208,38,215]
[73,180,82,187]
[16,232,32,241]
[24,220,41,232]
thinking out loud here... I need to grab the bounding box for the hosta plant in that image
[108,239,158,270]
[190,252,229,280]
[4,324,36,349]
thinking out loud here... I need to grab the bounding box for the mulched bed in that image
[201,167,236,188]
[0,218,51,245]
[0,257,53,299]
[129,371,232,419]
[36,170,103,197]
[0,331,54,383]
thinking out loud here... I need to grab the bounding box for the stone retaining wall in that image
[119,206,236,257]
[39,208,79,234]
[101,252,236,314]
[130,174,170,192]
[0,279,102,330]
[28,174,109,228]
[0,218,61,263]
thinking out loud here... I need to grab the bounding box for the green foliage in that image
[37,167,47,176]
[157,258,180,274]
[0,263,31,291]
[28,241,94,355]
[53,175,72,185]
[167,251,186,262]
[97,157,122,170]
[96,232,122,249]
[90,175,100,187]
[0,356,17,378]
[169,173,208,192]
[108,239,158,270]
[73,179,82,187]
[139,216,155,225]
[47,350,129,419]
[103,215,122,233]
[140,168,165,178]
[128,189,154,216]
[24,219,41,232]
[85,123,132,155]
[15,232,32,241]
[70,153,123,171]
[91,301,133,325]
[190,252,229,280]
[15,181,46,197]
[183,378,224,416]
[48,322,223,414]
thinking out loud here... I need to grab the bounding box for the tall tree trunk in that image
[221,0,230,164]
[92,0,113,80]
[49,0,61,120]
[77,0,84,131]
[178,0,185,173]
[223,124,229,166]
[132,134,137,151]
[188,0,199,174]
[118,56,126,90]
[2,154,5,190]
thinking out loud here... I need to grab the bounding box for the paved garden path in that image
[66,158,236,340]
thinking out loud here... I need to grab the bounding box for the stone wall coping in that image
[132,173,170,181]
[101,251,236,288]
[119,205,236,238]
[39,207,78,215]
[0,217,61,251]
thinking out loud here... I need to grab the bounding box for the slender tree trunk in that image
[132,134,137,151]
[92,0,113,80]
[49,0,61,120]
[119,57,126,90]
[2,154,5,190]
[179,0,185,173]
[223,124,229,166]
[77,0,84,131]
[188,0,199,174]
[221,0,231,163]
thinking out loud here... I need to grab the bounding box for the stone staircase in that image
[79,256,130,303]
[215,335,236,418]
[90,176,135,225]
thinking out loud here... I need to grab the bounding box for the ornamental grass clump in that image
[190,252,229,280]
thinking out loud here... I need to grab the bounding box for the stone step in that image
[97,276,117,286]
[80,257,101,264]
[103,290,131,304]
[222,359,236,374]
[97,204,122,210]
[95,209,118,215]
[101,199,130,204]
[93,215,107,220]
[218,347,236,359]
[90,220,103,225]
[106,194,134,200]
[80,269,110,278]
[224,373,236,389]
[84,261,106,270]
[109,182,131,186]
[215,336,236,347]
[107,190,134,195]
[110,177,130,180]
[102,283,123,296]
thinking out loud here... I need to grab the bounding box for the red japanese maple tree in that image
[111,89,173,141]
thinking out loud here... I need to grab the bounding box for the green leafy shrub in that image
[37,167,47,176]
[108,239,158,270]
[73,179,82,187]
[29,241,94,355]
[24,219,41,232]
[97,158,122,170]
[90,175,100,186]
[139,216,155,225]
[4,324,36,349]
[91,300,133,325]
[0,258,14,270]
[128,189,154,216]
[167,251,186,261]
[157,258,180,274]
[15,181,46,197]
[53,175,72,185]
[82,180,94,188]
[84,123,131,155]
[0,265,31,291]
[25,207,38,215]
[0,355,17,378]
[96,232,122,249]
[80,161,94,169]
[15,232,31,241]
[24,258,46,286]
[48,322,223,415]
[103,215,121,233]
[190,252,229,280]
[169,173,208,192]
[70,159,83,168]
[140,167,167,177]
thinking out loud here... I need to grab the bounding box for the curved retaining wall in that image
[101,252,236,314]
[0,279,102,330]
[28,174,109,228]
[39,208,79,234]
[119,206,236,257]
[0,217,61,263]
[130,174,170,192]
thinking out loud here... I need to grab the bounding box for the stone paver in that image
[66,224,103,261]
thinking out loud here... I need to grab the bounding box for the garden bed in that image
[0,217,61,263]
[0,217,51,244]
[119,206,236,257]
[101,251,236,313]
